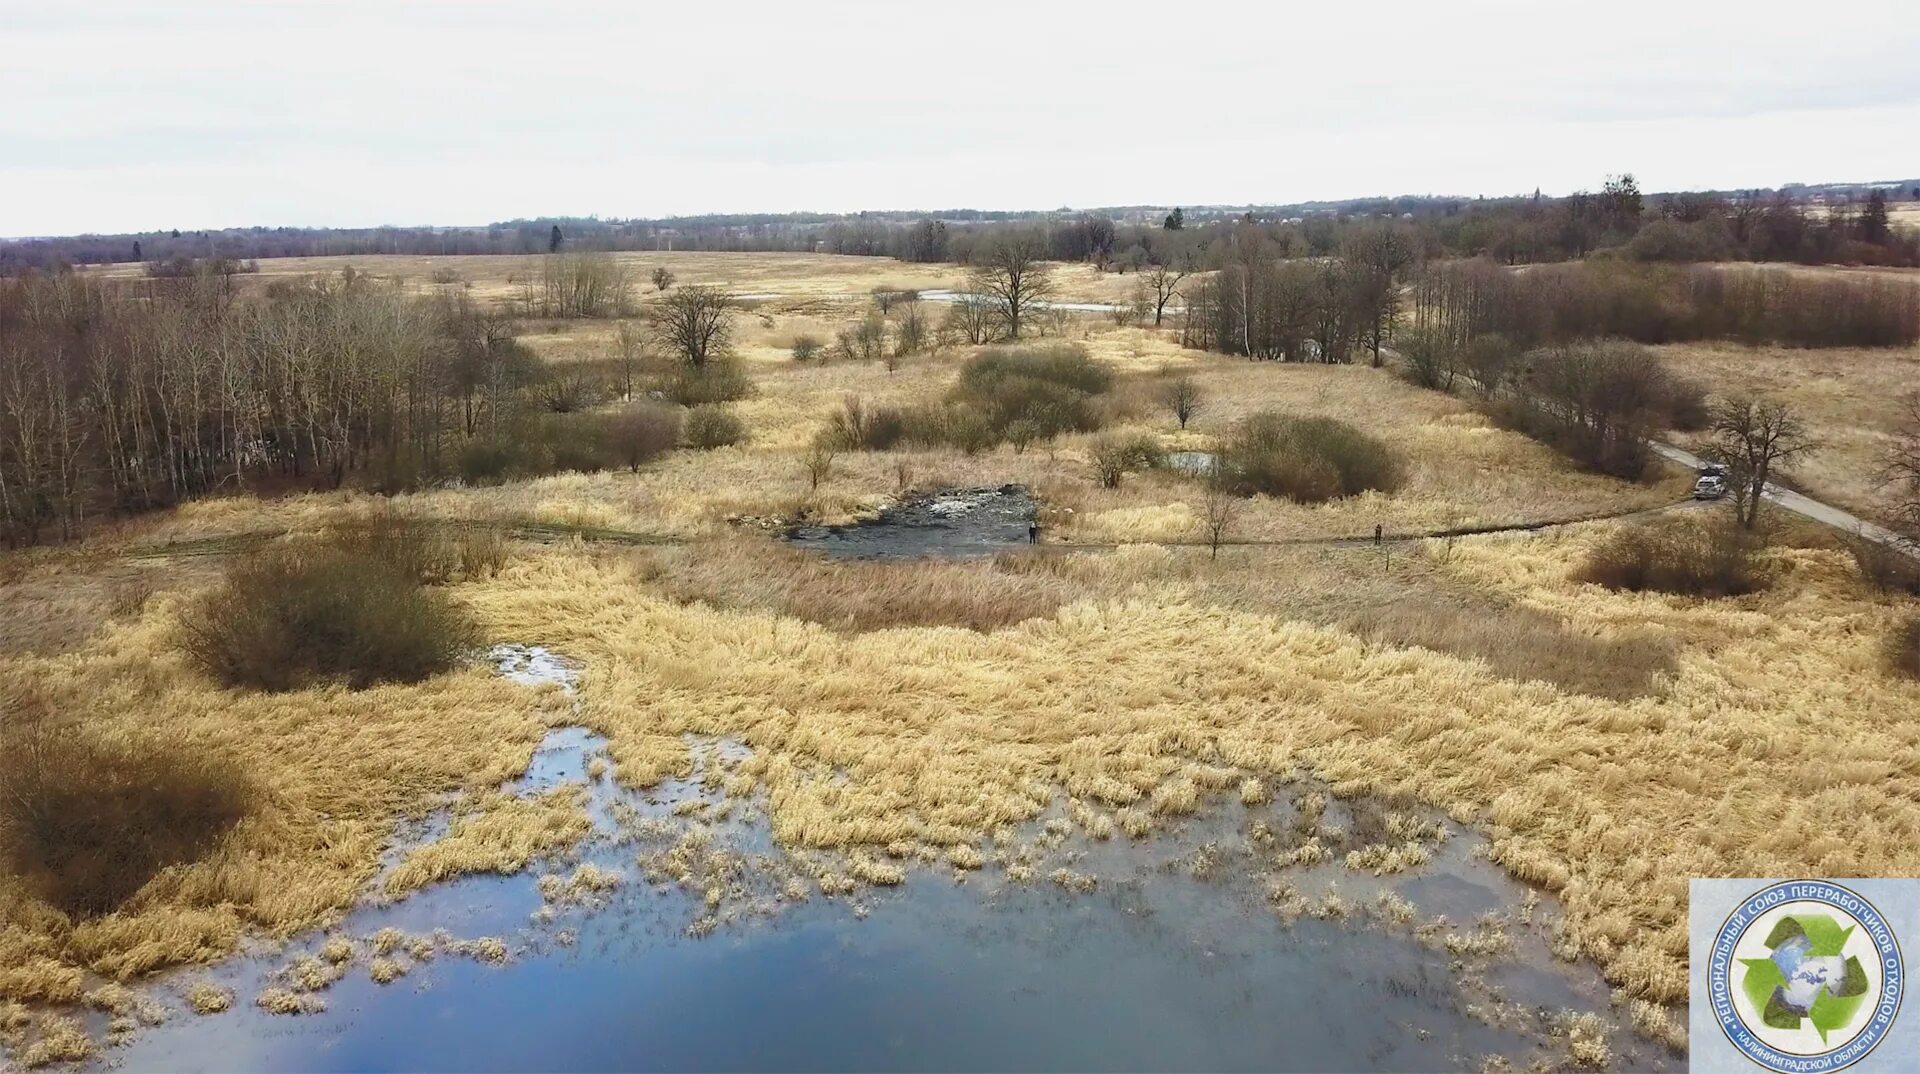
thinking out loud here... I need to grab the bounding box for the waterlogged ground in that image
[89,647,1680,1073]
[786,486,1037,559]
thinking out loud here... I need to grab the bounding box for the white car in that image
[1693,467,1729,500]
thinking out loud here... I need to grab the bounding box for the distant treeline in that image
[6,176,1918,275]
[0,270,597,546]
[1411,261,1920,349]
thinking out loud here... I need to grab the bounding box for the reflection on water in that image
[96,648,1678,1074]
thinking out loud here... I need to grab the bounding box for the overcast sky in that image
[4,0,1919,236]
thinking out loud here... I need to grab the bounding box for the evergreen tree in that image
[549,225,564,252]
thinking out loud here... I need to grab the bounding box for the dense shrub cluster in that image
[1487,341,1693,480]
[655,359,751,406]
[180,541,481,691]
[0,705,251,915]
[825,344,1116,455]
[943,344,1112,445]
[1577,515,1767,597]
[1221,413,1401,503]
[456,407,677,484]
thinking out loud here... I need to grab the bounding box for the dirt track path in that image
[1650,443,1915,555]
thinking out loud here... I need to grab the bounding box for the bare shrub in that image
[650,267,675,292]
[1577,515,1767,597]
[790,335,824,362]
[0,702,251,915]
[1395,325,1458,390]
[606,403,682,472]
[1488,341,1673,480]
[835,314,889,362]
[1847,532,1920,595]
[824,397,907,451]
[682,405,745,450]
[1088,434,1162,488]
[803,444,838,490]
[179,543,480,691]
[1222,413,1402,503]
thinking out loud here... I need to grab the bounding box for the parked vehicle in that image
[1693,465,1728,500]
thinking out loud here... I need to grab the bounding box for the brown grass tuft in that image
[638,541,1070,633]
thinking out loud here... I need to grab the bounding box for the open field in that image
[6,250,1920,1064]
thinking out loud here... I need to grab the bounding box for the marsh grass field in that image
[4,251,1920,1068]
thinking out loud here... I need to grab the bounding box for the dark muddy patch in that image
[787,486,1037,560]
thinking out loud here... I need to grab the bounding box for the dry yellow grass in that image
[384,787,592,897]
[4,251,1917,1054]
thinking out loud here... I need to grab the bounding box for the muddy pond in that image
[785,486,1038,559]
[92,647,1679,1073]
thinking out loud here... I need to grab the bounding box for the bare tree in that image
[1199,467,1239,560]
[941,293,997,346]
[968,232,1056,340]
[648,285,734,369]
[1712,396,1813,528]
[612,321,647,401]
[1160,375,1203,430]
[1143,261,1191,327]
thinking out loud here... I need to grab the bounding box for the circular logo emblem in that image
[1709,881,1903,1072]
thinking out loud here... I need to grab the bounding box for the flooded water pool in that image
[89,647,1680,1073]
[786,486,1037,560]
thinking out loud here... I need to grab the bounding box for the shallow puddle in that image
[90,649,1680,1073]
[786,485,1037,559]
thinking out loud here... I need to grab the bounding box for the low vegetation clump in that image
[1887,615,1920,679]
[1220,412,1401,503]
[1847,533,1920,595]
[0,707,250,915]
[682,404,746,449]
[1576,515,1768,597]
[179,541,481,691]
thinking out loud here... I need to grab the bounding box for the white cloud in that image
[2,0,1917,234]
